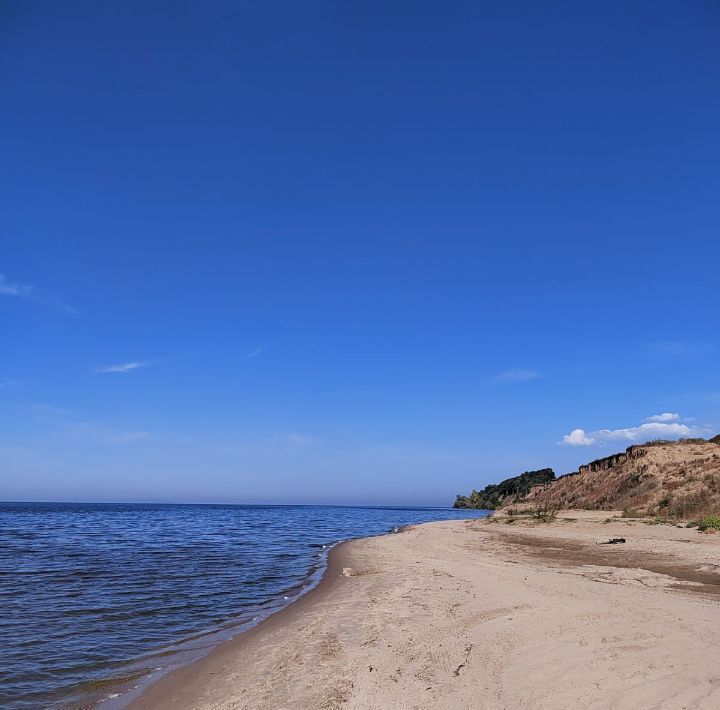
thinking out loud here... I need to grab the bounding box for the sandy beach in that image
[130,512,720,710]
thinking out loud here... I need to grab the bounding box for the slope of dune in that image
[520,439,720,518]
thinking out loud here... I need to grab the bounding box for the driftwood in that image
[595,537,626,545]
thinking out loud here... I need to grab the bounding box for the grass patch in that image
[533,503,558,522]
[644,516,674,525]
[694,516,720,531]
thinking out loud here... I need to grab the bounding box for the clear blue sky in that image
[1,0,718,505]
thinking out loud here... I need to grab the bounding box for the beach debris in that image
[595,537,626,545]
[453,643,473,676]
[342,567,357,576]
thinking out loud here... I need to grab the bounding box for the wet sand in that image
[129,512,720,709]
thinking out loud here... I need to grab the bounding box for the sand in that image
[129,511,720,710]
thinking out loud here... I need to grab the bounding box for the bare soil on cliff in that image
[522,439,720,517]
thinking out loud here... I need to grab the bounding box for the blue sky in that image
[1,0,719,504]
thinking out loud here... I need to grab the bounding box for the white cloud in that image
[0,274,33,297]
[487,368,544,386]
[563,428,595,446]
[243,347,263,360]
[646,412,680,423]
[561,414,709,447]
[94,361,149,374]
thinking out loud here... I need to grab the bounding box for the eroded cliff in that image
[521,439,720,517]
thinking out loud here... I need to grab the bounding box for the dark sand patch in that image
[485,529,720,597]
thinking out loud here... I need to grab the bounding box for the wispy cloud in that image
[68,423,152,444]
[243,347,263,360]
[57,421,153,444]
[94,361,151,374]
[285,432,315,446]
[94,354,190,374]
[0,273,78,314]
[258,432,317,447]
[10,402,154,446]
[39,294,79,315]
[560,413,710,447]
[486,368,544,386]
[0,274,33,297]
[649,341,714,356]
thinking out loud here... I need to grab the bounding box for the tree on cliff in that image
[454,468,556,509]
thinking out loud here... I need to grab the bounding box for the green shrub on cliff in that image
[453,468,556,509]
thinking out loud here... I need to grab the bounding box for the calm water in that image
[0,503,487,709]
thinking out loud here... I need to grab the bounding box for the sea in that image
[0,502,488,709]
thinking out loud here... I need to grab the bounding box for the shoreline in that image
[96,541,339,709]
[123,530,386,709]
[88,512,486,710]
[127,512,720,709]
[113,521,439,709]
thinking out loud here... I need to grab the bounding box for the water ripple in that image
[0,502,486,708]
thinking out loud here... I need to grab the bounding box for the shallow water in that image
[0,502,487,708]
